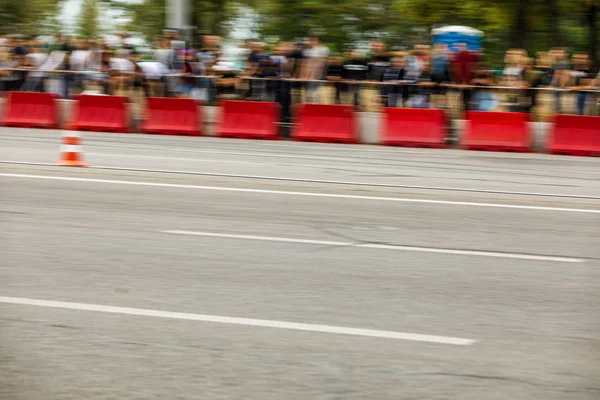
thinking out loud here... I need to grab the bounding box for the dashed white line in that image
[0,296,475,345]
[1,172,598,214]
[163,230,585,263]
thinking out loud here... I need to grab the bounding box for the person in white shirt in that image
[109,49,135,95]
[70,40,92,71]
[68,39,92,93]
[138,59,169,97]
[21,44,48,91]
[300,35,330,103]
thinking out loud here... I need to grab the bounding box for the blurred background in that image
[1,0,599,66]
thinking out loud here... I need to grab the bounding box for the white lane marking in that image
[1,172,599,214]
[87,153,349,171]
[2,161,599,199]
[0,296,475,345]
[163,230,584,263]
[87,153,266,166]
[89,149,379,165]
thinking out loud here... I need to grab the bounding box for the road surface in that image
[1,128,599,399]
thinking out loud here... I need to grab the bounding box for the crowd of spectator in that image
[1,31,599,116]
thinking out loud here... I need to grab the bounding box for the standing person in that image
[197,35,220,104]
[549,48,571,114]
[381,56,406,107]
[50,34,73,97]
[410,62,436,108]
[109,49,135,96]
[69,39,92,94]
[269,43,291,118]
[97,50,113,94]
[178,50,202,97]
[501,49,527,112]
[285,41,306,108]
[367,41,390,81]
[325,55,344,104]
[404,48,425,106]
[526,52,554,114]
[342,51,368,108]
[246,42,270,100]
[165,29,186,73]
[569,53,595,115]
[451,42,480,112]
[197,35,219,69]
[431,44,449,82]
[300,34,330,103]
[430,43,450,108]
[256,53,280,101]
[1,45,28,92]
[367,41,390,106]
[154,36,177,96]
[213,61,240,101]
[470,63,496,111]
[138,56,169,97]
[22,41,48,92]
[129,50,148,98]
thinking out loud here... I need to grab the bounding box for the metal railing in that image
[1,68,599,119]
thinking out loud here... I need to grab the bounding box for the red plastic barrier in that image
[292,104,357,144]
[215,100,280,140]
[3,92,59,128]
[462,111,532,152]
[141,97,201,136]
[548,115,600,157]
[70,95,129,132]
[381,108,447,148]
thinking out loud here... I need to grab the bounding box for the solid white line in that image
[87,153,266,166]
[163,230,584,263]
[1,172,599,214]
[0,296,475,345]
[87,153,368,172]
[2,161,598,199]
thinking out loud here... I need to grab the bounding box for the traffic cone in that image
[56,131,88,167]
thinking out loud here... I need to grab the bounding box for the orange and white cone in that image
[56,131,88,167]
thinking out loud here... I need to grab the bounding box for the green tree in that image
[77,0,100,39]
[122,0,243,43]
[118,0,599,67]
[0,0,63,35]
[584,0,599,65]
[124,0,166,41]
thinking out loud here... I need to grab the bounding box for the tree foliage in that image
[121,0,599,66]
[0,0,63,35]
[77,0,101,38]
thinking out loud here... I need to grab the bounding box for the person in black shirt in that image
[325,55,344,104]
[286,41,306,107]
[367,42,391,81]
[342,52,368,108]
[368,42,391,106]
[257,55,280,101]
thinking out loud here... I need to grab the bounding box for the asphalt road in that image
[1,128,599,400]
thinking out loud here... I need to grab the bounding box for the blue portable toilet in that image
[431,25,483,52]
